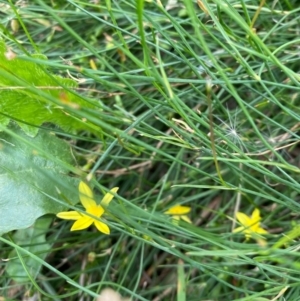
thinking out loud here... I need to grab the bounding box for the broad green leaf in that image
[0,41,96,137]
[6,216,52,283]
[0,125,79,236]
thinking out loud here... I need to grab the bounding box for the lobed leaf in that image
[0,41,96,137]
[0,125,79,236]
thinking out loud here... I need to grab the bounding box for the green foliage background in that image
[1,0,300,300]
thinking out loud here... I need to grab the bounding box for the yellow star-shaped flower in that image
[233,208,268,243]
[164,205,192,223]
[57,181,118,234]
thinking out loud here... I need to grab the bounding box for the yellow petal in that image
[251,222,261,232]
[255,227,268,235]
[236,212,252,226]
[87,205,104,217]
[71,216,93,231]
[165,205,191,215]
[79,181,96,209]
[251,208,261,223]
[57,211,81,220]
[101,187,119,206]
[94,220,110,234]
[180,215,192,223]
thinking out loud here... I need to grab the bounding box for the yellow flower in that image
[233,208,268,242]
[164,205,192,223]
[57,181,119,234]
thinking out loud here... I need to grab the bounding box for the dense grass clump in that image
[1,1,300,300]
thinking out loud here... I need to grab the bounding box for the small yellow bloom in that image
[233,208,268,243]
[57,181,119,234]
[164,204,192,223]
